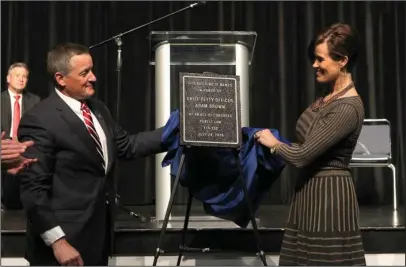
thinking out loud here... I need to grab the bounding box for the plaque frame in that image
[179,72,242,149]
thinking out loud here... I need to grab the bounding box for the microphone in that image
[115,194,148,223]
[89,1,207,50]
[191,1,206,8]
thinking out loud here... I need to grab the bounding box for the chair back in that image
[351,119,392,163]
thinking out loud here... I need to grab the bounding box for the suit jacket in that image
[1,89,41,137]
[17,91,165,265]
[1,89,40,210]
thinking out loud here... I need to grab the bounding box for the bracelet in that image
[269,145,277,155]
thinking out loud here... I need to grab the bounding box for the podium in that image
[150,31,257,222]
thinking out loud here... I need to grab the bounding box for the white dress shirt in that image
[8,89,23,138]
[40,89,109,246]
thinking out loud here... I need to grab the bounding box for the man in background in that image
[1,62,41,210]
[1,62,41,138]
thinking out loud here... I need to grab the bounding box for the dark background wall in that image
[2,1,405,207]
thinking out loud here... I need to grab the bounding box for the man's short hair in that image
[47,43,89,86]
[8,62,29,75]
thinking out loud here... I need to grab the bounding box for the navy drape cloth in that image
[161,110,290,228]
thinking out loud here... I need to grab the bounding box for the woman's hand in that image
[254,129,280,148]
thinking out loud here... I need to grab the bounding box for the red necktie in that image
[81,102,105,169]
[12,95,21,138]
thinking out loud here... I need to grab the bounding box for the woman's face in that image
[312,42,346,83]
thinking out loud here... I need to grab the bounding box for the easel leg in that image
[176,192,193,266]
[234,153,268,266]
[153,153,186,266]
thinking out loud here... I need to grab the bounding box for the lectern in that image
[149,31,257,221]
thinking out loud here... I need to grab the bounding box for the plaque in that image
[179,72,241,148]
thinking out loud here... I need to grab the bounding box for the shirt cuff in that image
[40,226,66,246]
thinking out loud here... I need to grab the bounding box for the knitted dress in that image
[276,96,366,266]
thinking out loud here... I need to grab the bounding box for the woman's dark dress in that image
[276,96,366,266]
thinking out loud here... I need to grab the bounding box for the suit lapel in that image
[1,91,12,135]
[88,100,114,173]
[51,92,104,167]
[22,91,28,114]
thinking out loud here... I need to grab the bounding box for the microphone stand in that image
[89,2,206,223]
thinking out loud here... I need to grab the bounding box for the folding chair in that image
[350,119,397,210]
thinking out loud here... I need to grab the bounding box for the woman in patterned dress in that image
[255,23,366,266]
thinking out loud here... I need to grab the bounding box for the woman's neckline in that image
[335,95,360,101]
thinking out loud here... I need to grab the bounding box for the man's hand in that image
[1,131,37,174]
[52,238,84,266]
[5,157,38,175]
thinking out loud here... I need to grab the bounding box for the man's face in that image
[56,53,97,100]
[7,67,29,93]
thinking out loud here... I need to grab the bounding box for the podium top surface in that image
[149,31,257,65]
[150,30,256,41]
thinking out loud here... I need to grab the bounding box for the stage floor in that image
[2,204,404,230]
[115,204,405,230]
[1,205,405,257]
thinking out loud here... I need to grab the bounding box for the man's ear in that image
[55,72,66,87]
[6,74,11,84]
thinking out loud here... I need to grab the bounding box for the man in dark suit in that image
[17,43,166,266]
[1,62,41,210]
[1,62,41,138]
